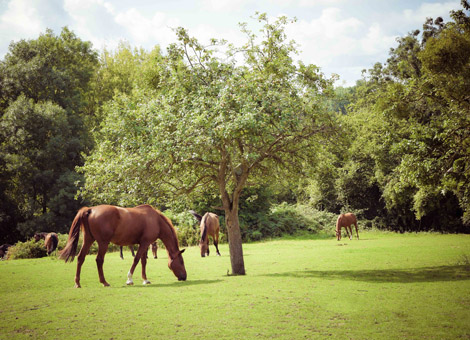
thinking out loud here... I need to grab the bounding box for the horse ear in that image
[180,249,186,254]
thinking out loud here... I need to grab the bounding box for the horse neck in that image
[158,218,180,257]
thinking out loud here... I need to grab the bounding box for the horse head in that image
[168,249,187,281]
[199,238,208,257]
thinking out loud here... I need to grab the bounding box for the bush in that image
[7,239,48,259]
[164,210,202,247]
[240,203,338,242]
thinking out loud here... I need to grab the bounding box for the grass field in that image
[1,231,470,339]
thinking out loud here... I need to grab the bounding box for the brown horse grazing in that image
[34,232,59,255]
[120,242,157,259]
[199,212,221,257]
[336,213,359,241]
[59,204,186,288]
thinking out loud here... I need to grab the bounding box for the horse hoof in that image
[74,284,81,288]
[126,280,134,285]
[143,280,151,285]
[103,282,110,287]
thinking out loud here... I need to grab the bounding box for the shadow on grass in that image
[262,265,470,283]
[119,279,223,288]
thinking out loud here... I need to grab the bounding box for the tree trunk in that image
[224,207,246,275]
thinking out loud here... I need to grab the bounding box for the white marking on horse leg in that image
[126,271,134,285]
[143,279,151,285]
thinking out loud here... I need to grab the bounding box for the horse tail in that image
[59,207,90,263]
[201,214,208,243]
[189,210,203,223]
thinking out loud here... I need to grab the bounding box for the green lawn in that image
[1,231,470,339]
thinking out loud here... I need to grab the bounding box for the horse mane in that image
[152,206,180,249]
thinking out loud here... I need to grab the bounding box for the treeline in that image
[1,4,469,245]
[310,3,470,233]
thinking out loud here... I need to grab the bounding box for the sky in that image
[0,0,464,86]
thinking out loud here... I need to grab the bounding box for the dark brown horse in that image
[34,232,58,255]
[59,204,186,288]
[336,213,359,241]
[120,242,157,259]
[0,244,12,259]
[199,212,221,257]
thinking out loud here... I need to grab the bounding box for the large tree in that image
[81,14,335,274]
[0,28,98,240]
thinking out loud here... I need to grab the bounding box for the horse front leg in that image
[126,243,150,285]
[141,250,150,285]
[96,242,110,287]
[346,226,352,240]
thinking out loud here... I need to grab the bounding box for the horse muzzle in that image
[178,274,187,281]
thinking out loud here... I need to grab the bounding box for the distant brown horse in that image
[34,232,58,255]
[59,204,186,288]
[336,213,359,241]
[0,244,12,258]
[199,212,221,257]
[120,242,157,259]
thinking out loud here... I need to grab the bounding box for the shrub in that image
[239,203,338,241]
[164,210,201,247]
[7,239,48,259]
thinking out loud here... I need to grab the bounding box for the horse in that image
[336,213,359,241]
[199,212,221,257]
[120,246,135,259]
[120,242,157,259]
[59,204,186,288]
[0,244,12,259]
[34,232,58,255]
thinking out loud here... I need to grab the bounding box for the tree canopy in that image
[80,14,336,274]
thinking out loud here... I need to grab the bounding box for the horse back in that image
[87,205,160,246]
[201,213,220,236]
[337,213,357,227]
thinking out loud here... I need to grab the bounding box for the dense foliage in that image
[1,3,469,251]
[302,2,470,233]
[0,28,98,242]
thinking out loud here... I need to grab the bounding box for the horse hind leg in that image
[96,242,110,287]
[214,234,221,256]
[354,223,359,240]
[346,226,352,240]
[74,233,95,288]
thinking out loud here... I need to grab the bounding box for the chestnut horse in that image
[120,242,157,259]
[59,204,186,288]
[34,232,58,255]
[336,213,359,241]
[199,212,221,257]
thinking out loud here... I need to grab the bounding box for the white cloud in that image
[113,8,180,50]
[286,7,396,85]
[404,1,459,23]
[201,0,251,12]
[0,0,44,50]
